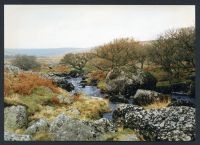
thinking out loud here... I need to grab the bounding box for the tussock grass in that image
[143,98,171,109]
[30,94,110,121]
[69,95,110,120]
[5,86,57,114]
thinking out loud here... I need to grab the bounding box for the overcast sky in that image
[5,5,195,49]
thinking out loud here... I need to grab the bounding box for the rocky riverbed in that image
[4,65,196,141]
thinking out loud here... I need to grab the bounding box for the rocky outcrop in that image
[49,114,115,141]
[4,105,28,131]
[112,104,195,141]
[131,89,170,106]
[109,94,129,103]
[4,132,32,141]
[105,69,157,98]
[4,64,21,75]
[42,73,74,91]
[25,119,49,135]
[84,118,116,134]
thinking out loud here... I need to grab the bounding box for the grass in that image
[5,86,58,114]
[143,97,171,109]
[97,80,107,92]
[103,128,143,141]
[29,94,110,121]
[33,132,55,141]
[68,94,111,120]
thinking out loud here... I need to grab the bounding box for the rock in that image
[49,114,96,141]
[67,69,82,78]
[85,118,116,134]
[105,69,130,94]
[105,68,157,97]
[4,132,32,141]
[170,93,195,107]
[59,82,74,92]
[112,104,195,141]
[4,105,28,131]
[49,113,70,133]
[94,118,116,133]
[132,89,170,106]
[66,108,80,115]
[80,80,87,87]
[25,119,49,135]
[41,73,74,91]
[49,114,115,141]
[57,94,74,104]
[4,64,21,75]
[109,94,129,103]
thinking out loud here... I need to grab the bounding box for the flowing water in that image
[66,77,195,120]
[67,77,117,119]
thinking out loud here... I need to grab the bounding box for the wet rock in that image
[112,104,195,141]
[53,79,74,91]
[68,70,82,78]
[131,89,170,106]
[4,105,28,131]
[109,94,129,103]
[25,119,49,135]
[80,80,87,87]
[4,132,32,141]
[42,73,74,91]
[170,93,195,107]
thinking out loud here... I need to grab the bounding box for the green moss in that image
[97,80,107,92]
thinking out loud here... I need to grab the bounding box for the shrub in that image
[11,55,41,71]
[4,73,60,96]
[49,65,70,73]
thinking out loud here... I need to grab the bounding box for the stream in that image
[66,77,195,120]
[66,77,118,120]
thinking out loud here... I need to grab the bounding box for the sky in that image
[5,5,195,49]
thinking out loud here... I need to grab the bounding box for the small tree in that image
[92,38,140,71]
[11,55,41,71]
[149,27,195,82]
[60,52,92,72]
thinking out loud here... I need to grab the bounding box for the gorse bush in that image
[4,73,60,96]
[11,55,41,71]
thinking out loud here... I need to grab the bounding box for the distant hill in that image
[4,48,89,57]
